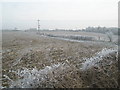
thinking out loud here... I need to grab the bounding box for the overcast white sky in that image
[1,0,119,30]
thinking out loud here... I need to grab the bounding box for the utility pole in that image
[37,19,40,33]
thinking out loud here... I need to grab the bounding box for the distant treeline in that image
[80,27,118,35]
[2,29,20,31]
[42,27,119,35]
[49,27,119,35]
[2,27,119,35]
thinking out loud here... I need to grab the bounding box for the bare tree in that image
[106,31,113,42]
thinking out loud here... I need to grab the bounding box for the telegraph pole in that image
[37,19,40,33]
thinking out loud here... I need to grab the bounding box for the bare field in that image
[2,31,118,88]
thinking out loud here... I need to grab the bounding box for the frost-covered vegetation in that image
[36,28,118,44]
[2,31,118,88]
[33,27,118,35]
[44,34,96,41]
[7,47,117,88]
[80,27,118,35]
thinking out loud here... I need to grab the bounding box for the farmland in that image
[1,30,118,88]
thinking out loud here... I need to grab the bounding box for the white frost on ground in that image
[81,47,118,70]
[5,46,118,88]
[10,62,68,88]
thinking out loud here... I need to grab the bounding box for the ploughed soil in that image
[2,31,118,88]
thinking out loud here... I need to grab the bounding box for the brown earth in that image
[2,31,118,88]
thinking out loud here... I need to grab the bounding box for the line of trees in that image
[81,27,118,35]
